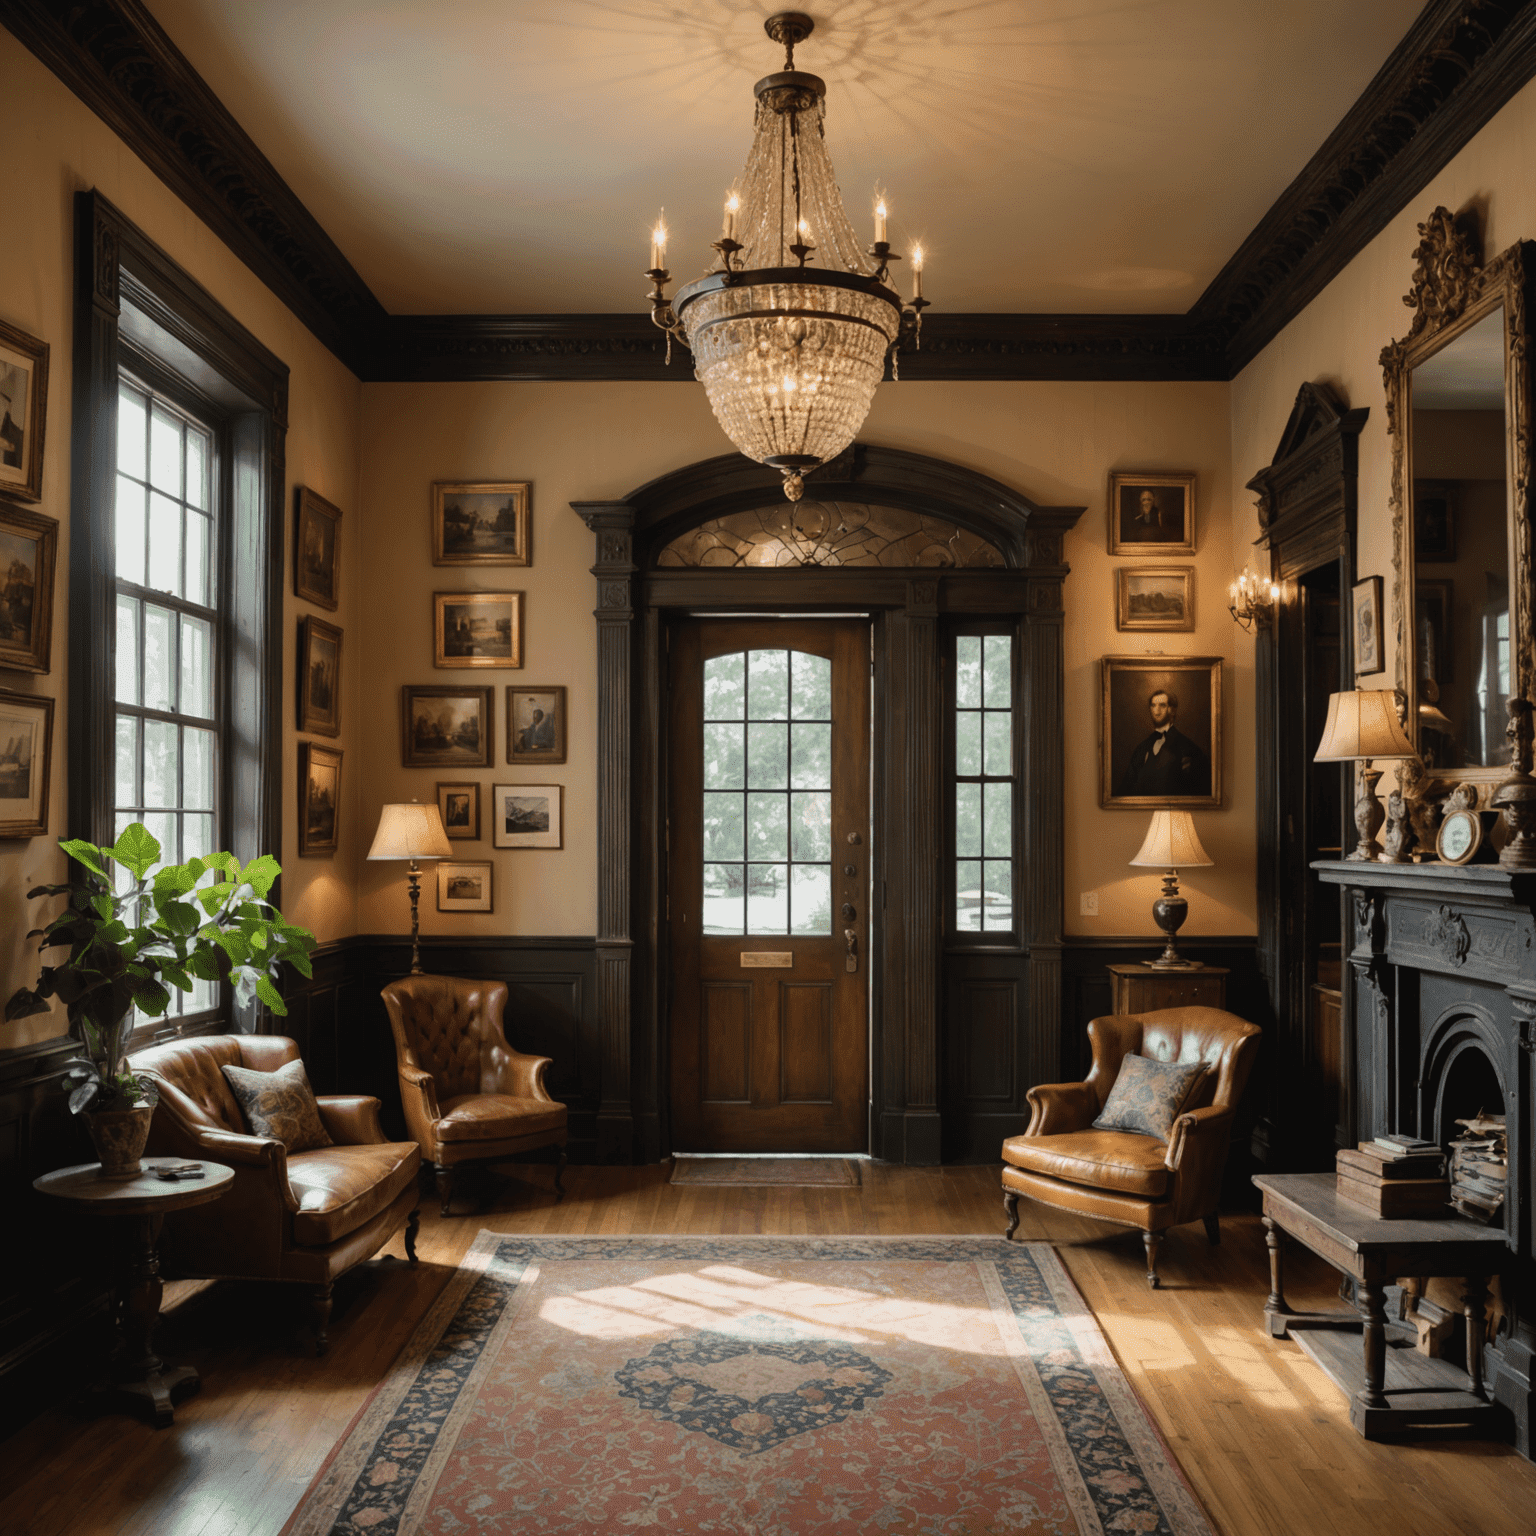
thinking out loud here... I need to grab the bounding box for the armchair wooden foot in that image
[311,1283,333,1355]
[435,1164,455,1217]
[1003,1190,1020,1241]
[554,1147,567,1203]
[1202,1212,1220,1246]
[404,1208,420,1264]
[1144,1231,1162,1289]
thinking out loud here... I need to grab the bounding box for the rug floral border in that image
[282,1234,1214,1536]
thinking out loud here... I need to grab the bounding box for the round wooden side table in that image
[34,1156,234,1427]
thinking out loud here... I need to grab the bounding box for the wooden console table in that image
[1108,963,1226,1014]
[1254,1171,1509,1439]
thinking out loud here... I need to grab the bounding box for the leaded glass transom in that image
[702,649,833,936]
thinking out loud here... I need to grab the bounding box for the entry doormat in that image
[282,1234,1214,1536]
[670,1156,861,1187]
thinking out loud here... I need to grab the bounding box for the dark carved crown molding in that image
[7,0,1536,381]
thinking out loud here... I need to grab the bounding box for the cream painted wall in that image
[1231,77,1536,721]
[359,376,1254,941]
[0,33,363,1047]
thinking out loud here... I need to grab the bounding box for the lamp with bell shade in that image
[368,801,453,974]
[1312,689,1416,861]
[1130,810,1214,969]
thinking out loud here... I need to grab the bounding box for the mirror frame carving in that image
[1382,206,1532,803]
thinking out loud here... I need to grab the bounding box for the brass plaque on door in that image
[740,952,793,968]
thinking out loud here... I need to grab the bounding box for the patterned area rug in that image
[669,1157,861,1187]
[282,1234,1213,1536]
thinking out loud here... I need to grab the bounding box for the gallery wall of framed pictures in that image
[294,485,347,858]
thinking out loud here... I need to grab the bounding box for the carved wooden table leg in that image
[1002,1190,1019,1241]
[112,1212,199,1428]
[1357,1278,1389,1412]
[1262,1215,1291,1336]
[1464,1274,1489,1400]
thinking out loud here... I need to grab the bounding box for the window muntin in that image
[701,648,833,936]
[113,380,220,1019]
[954,632,1014,933]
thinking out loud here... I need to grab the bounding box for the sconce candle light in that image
[368,801,454,974]
[1130,810,1214,969]
[1228,568,1280,631]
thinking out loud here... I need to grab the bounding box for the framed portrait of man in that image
[1107,471,1196,555]
[1100,656,1222,809]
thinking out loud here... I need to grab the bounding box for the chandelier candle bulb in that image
[911,245,924,299]
[723,193,740,241]
[874,197,887,243]
[650,215,667,270]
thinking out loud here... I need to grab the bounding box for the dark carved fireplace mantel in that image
[1314,858,1536,1456]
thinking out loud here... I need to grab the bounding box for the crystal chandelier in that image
[646,11,930,502]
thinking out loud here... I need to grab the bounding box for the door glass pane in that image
[984,780,1011,857]
[746,864,788,934]
[790,722,830,789]
[115,479,147,586]
[956,859,982,931]
[984,713,1011,776]
[791,791,830,861]
[703,863,744,935]
[143,605,174,713]
[746,649,789,719]
[704,723,744,789]
[983,860,1012,931]
[704,652,745,720]
[702,792,743,861]
[791,652,831,719]
[115,596,140,704]
[956,712,981,776]
[983,635,1011,707]
[956,635,982,708]
[747,721,788,789]
[746,791,787,861]
[954,631,1015,937]
[791,863,831,934]
[955,782,981,858]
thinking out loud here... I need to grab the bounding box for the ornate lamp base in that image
[1346,761,1386,861]
[1148,870,1200,970]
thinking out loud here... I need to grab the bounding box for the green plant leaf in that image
[59,839,109,879]
[241,855,280,899]
[154,897,201,936]
[255,974,287,1014]
[152,863,198,897]
[131,978,171,1017]
[67,1082,99,1115]
[159,965,192,993]
[286,950,314,980]
[111,823,161,880]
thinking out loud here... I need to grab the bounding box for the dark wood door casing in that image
[669,620,870,1151]
[573,444,1083,1165]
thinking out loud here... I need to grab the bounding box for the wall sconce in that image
[1228,568,1280,631]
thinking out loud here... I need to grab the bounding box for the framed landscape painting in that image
[436,780,481,841]
[492,783,562,849]
[0,688,53,837]
[402,686,493,768]
[507,685,567,764]
[437,860,493,913]
[297,615,343,736]
[1107,471,1196,555]
[1115,566,1193,632]
[434,591,523,669]
[0,505,57,673]
[298,742,342,856]
[294,487,342,610]
[1100,655,1222,810]
[432,482,530,567]
[0,319,48,504]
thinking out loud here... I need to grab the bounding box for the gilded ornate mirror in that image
[1382,207,1532,798]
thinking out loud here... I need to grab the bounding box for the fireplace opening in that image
[1435,1043,1504,1149]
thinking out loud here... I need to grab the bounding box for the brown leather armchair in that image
[1002,1006,1260,1288]
[128,1034,421,1351]
[381,974,568,1214]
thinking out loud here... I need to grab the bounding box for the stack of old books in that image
[1448,1112,1507,1224]
[1336,1134,1449,1218]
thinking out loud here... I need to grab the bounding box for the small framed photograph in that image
[1115,566,1193,632]
[434,591,523,669]
[298,742,342,857]
[402,685,493,768]
[432,481,530,566]
[1108,472,1196,555]
[507,685,567,764]
[437,859,493,913]
[1412,481,1457,561]
[1353,575,1385,676]
[0,687,53,837]
[294,487,342,610]
[297,615,343,736]
[0,505,57,673]
[436,780,481,841]
[493,783,562,849]
[1100,656,1222,809]
[0,319,49,504]
[1416,578,1453,681]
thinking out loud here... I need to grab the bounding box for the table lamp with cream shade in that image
[368,801,453,974]
[1130,810,1214,970]
[1312,689,1417,862]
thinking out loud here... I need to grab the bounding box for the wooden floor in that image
[1,1161,1534,1536]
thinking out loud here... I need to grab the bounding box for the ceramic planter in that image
[86,1103,154,1178]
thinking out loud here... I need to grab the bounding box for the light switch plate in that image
[1080,891,1099,916]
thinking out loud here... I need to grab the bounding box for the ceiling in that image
[143,0,1428,317]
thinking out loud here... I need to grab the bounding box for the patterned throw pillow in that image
[222,1059,333,1153]
[1092,1053,1210,1141]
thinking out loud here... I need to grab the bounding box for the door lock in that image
[841,902,856,920]
[844,929,858,973]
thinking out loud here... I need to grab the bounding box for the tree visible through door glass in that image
[955,633,1014,932]
[703,649,833,935]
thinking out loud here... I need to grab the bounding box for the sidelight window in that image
[953,631,1015,934]
[701,648,833,936]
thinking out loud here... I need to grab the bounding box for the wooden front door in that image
[669,619,870,1151]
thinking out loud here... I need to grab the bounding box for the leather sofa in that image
[128,1034,421,1351]
[381,974,568,1214]
[1001,1006,1261,1287]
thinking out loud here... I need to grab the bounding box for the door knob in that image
[841,902,856,920]
[844,929,858,973]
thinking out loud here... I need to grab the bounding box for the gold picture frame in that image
[0,687,53,837]
[294,487,342,611]
[1100,655,1222,809]
[0,319,49,505]
[433,591,523,669]
[0,504,58,673]
[432,481,530,567]
[507,685,567,764]
[298,741,342,857]
[401,686,493,768]
[1114,566,1193,632]
[436,781,481,841]
[1107,471,1196,555]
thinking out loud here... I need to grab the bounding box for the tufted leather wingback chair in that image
[127,1034,421,1351]
[1001,1007,1260,1288]
[381,974,568,1214]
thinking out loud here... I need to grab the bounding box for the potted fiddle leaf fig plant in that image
[6,822,316,1177]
